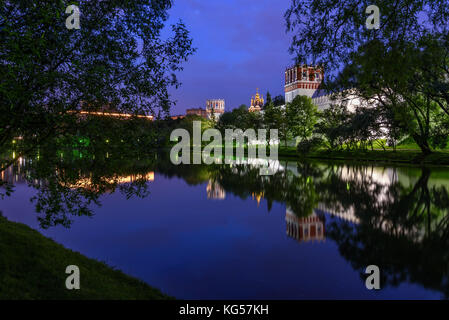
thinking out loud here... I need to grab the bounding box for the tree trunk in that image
[413,134,432,155]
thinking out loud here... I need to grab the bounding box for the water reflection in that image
[286,208,326,243]
[2,151,449,297]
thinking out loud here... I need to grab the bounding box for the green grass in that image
[295,149,449,166]
[0,215,170,300]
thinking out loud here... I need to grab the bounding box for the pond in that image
[1,152,449,299]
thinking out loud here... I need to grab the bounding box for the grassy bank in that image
[0,215,169,300]
[277,147,449,166]
[163,144,449,166]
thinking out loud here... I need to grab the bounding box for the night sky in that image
[166,0,294,115]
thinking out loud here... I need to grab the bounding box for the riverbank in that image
[0,215,169,300]
[162,145,449,166]
[278,147,449,166]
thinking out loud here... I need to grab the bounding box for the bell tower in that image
[284,65,323,103]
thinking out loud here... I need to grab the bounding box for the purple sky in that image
[166,0,294,115]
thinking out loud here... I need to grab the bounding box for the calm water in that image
[1,153,449,299]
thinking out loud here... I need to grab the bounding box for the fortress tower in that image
[206,99,225,120]
[284,65,324,103]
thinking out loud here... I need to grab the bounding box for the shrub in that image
[297,137,324,154]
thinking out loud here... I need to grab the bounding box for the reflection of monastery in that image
[206,180,226,200]
[286,208,325,243]
[1,157,155,190]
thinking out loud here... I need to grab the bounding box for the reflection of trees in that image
[319,167,449,298]
[212,162,323,217]
[4,144,449,296]
[1,145,156,229]
[192,161,449,297]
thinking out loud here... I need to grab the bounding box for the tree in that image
[338,40,447,154]
[316,104,351,150]
[286,95,318,143]
[264,91,272,108]
[285,0,448,75]
[217,105,253,132]
[264,102,287,146]
[285,0,449,155]
[273,95,285,107]
[0,0,195,150]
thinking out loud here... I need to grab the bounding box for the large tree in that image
[0,0,195,149]
[286,95,318,142]
[285,0,449,154]
[285,0,448,76]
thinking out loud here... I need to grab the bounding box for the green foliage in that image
[264,102,287,145]
[264,91,272,108]
[217,105,262,132]
[316,104,351,150]
[0,0,195,148]
[0,216,169,299]
[286,95,318,142]
[296,137,324,154]
[272,95,285,107]
[285,0,449,155]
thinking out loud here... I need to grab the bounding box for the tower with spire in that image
[249,88,264,113]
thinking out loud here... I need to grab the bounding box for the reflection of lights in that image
[207,180,226,200]
[251,192,264,207]
[75,111,153,120]
[63,171,155,190]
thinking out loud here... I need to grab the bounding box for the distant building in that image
[249,89,264,113]
[206,99,225,120]
[186,108,208,118]
[284,65,324,103]
[284,64,364,112]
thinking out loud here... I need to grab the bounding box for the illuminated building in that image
[249,89,264,113]
[186,108,208,118]
[284,65,324,103]
[284,64,368,112]
[206,99,225,120]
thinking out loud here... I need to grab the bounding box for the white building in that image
[284,64,366,112]
[206,99,225,120]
